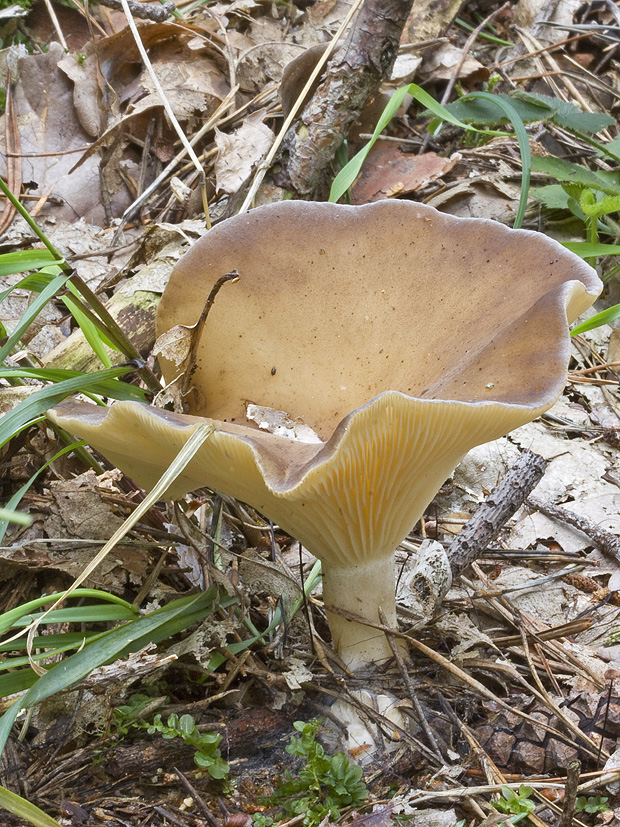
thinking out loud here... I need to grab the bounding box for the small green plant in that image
[575,795,611,814]
[265,719,367,827]
[140,712,229,779]
[112,693,153,736]
[493,784,535,823]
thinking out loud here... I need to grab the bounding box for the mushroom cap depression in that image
[50,200,601,571]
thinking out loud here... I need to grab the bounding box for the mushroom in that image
[48,200,601,671]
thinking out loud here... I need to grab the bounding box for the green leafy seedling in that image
[575,795,611,814]
[142,712,229,779]
[113,693,154,737]
[266,719,367,827]
[493,784,535,824]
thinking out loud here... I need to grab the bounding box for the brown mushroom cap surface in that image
[157,200,599,441]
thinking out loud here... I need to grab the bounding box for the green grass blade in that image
[0,632,98,653]
[458,92,531,229]
[329,84,508,204]
[0,590,136,636]
[11,605,138,625]
[571,303,620,336]
[0,272,56,304]
[0,273,72,364]
[0,250,61,278]
[0,366,140,449]
[0,785,61,827]
[0,178,64,263]
[0,508,31,527]
[0,367,148,401]
[0,592,213,755]
[329,85,413,203]
[64,298,113,367]
[0,441,86,545]
[562,241,620,257]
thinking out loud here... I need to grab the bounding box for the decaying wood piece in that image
[447,450,547,577]
[282,0,415,197]
[43,282,161,372]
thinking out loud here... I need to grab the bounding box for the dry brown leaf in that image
[0,43,130,225]
[350,145,458,204]
[214,110,274,194]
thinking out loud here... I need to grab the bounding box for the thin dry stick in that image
[329,605,590,747]
[118,0,211,227]
[0,71,21,236]
[560,761,581,827]
[99,0,175,20]
[180,271,240,402]
[42,0,68,49]
[527,496,620,562]
[443,3,510,103]
[113,85,239,239]
[238,0,367,214]
[378,607,444,763]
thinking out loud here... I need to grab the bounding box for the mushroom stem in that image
[321,553,404,670]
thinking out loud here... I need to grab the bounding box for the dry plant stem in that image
[118,0,210,228]
[283,0,415,196]
[527,496,620,561]
[68,274,161,394]
[238,0,366,213]
[113,86,238,240]
[1,73,21,236]
[174,767,220,827]
[180,271,239,403]
[442,4,509,104]
[378,606,444,763]
[560,760,581,827]
[333,607,599,751]
[447,449,546,577]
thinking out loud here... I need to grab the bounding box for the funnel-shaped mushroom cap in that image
[49,201,601,668]
[156,200,599,439]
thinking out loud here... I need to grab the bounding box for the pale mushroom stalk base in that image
[322,554,404,670]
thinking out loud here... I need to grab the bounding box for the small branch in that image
[99,0,176,21]
[559,760,581,827]
[180,271,240,400]
[379,606,444,764]
[282,0,415,197]
[447,450,547,578]
[527,496,620,561]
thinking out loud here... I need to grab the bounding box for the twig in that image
[378,607,444,764]
[238,0,367,213]
[118,0,210,227]
[560,761,581,827]
[112,85,238,242]
[98,0,175,20]
[0,70,20,236]
[443,3,510,103]
[282,0,415,197]
[447,450,547,578]
[180,271,240,402]
[527,496,620,561]
[173,767,220,827]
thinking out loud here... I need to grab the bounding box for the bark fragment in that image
[282,0,415,198]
